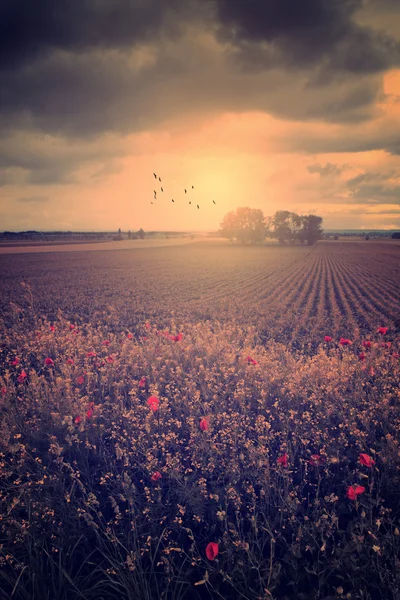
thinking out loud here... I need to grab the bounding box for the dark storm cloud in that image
[346,170,400,204]
[307,163,346,177]
[214,0,400,75]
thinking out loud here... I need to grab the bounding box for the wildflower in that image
[70,324,75,330]
[199,418,209,431]
[147,396,159,412]
[86,408,93,419]
[359,453,375,468]
[76,375,85,385]
[1,387,7,395]
[247,356,258,365]
[127,333,133,339]
[67,358,74,365]
[368,366,375,376]
[381,342,391,349]
[346,485,365,500]
[324,336,332,342]
[102,340,110,346]
[139,377,147,387]
[362,340,372,349]
[151,471,162,482]
[74,415,81,424]
[50,325,55,332]
[359,352,366,361]
[205,542,219,560]
[17,370,27,383]
[339,338,352,346]
[10,358,20,366]
[277,453,288,467]
[377,327,388,335]
[309,454,325,467]
[44,357,54,366]
[86,352,96,358]
[106,356,114,363]
[145,322,151,330]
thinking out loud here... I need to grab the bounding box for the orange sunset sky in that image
[1,0,400,232]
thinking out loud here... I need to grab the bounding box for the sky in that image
[1,0,400,232]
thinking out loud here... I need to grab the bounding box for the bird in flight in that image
[197,205,200,209]
[189,201,191,204]
[158,177,162,182]
[184,189,187,193]
[213,200,216,204]
[161,187,163,192]
[192,185,194,189]
[172,199,174,202]
[153,190,157,199]
[153,173,157,179]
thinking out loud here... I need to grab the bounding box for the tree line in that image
[219,208,323,246]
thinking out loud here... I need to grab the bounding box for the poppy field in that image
[0,240,399,600]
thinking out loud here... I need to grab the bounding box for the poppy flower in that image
[199,418,209,431]
[67,358,74,365]
[74,415,81,424]
[86,352,96,358]
[106,356,114,363]
[50,325,55,332]
[324,336,332,343]
[377,327,388,335]
[362,340,372,349]
[139,377,147,387]
[368,366,375,376]
[70,324,75,330]
[393,353,400,359]
[145,322,151,330]
[76,375,85,385]
[359,453,375,468]
[205,542,219,560]
[86,408,93,419]
[147,396,159,412]
[127,333,133,339]
[10,358,20,366]
[381,342,391,349]
[44,357,54,366]
[359,352,366,361]
[309,454,325,467]
[277,453,288,467]
[17,370,27,383]
[347,485,365,500]
[102,340,110,346]
[247,356,258,365]
[151,471,162,482]
[339,338,352,346]
[1,387,7,395]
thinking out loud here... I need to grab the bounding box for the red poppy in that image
[339,338,352,346]
[11,358,20,366]
[145,322,151,330]
[106,356,114,363]
[324,336,332,343]
[309,454,325,467]
[70,324,75,330]
[277,453,288,467]
[381,342,391,349]
[67,358,74,365]
[50,325,55,332]
[205,542,219,560]
[368,366,375,376]
[151,471,162,482]
[44,357,54,366]
[359,352,366,361]
[377,327,388,335]
[147,396,159,412]
[139,377,147,387]
[127,333,133,339]
[393,353,400,359]
[86,352,96,358]
[102,340,110,346]
[74,415,81,424]
[359,453,375,468]
[247,356,258,365]
[86,408,93,418]
[17,370,27,383]
[1,387,7,395]
[347,485,365,500]
[76,375,85,385]
[362,340,372,349]
[199,418,209,431]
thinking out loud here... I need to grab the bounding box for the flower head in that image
[17,370,27,383]
[359,453,375,468]
[309,454,325,467]
[324,336,332,343]
[44,357,54,366]
[347,485,365,500]
[205,542,219,560]
[362,340,372,349]
[247,356,258,365]
[277,453,288,467]
[339,338,352,346]
[139,377,147,387]
[151,471,162,482]
[199,417,209,431]
[377,327,388,335]
[147,396,159,412]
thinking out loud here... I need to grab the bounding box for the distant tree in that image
[220,207,266,244]
[128,230,132,240]
[300,215,324,246]
[118,228,122,235]
[138,228,145,239]
[392,232,400,239]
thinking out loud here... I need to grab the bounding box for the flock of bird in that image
[151,172,216,210]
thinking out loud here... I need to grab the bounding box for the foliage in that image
[219,207,267,244]
[269,211,323,246]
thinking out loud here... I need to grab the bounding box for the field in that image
[0,240,399,600]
